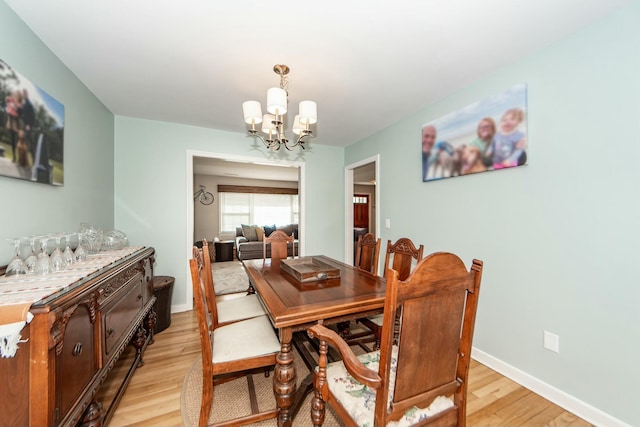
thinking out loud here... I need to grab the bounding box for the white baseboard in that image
[471,347,630,427]
[170,303,191,314]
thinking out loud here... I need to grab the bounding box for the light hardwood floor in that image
[107,311,591,427]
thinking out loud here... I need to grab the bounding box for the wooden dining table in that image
[243,255,386,427]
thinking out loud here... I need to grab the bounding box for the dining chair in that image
[263,229,295,262]
[339,232,381,339]
[307,252,483,427]
[198,240,266,326]
[357,237,424,350]
[189,253,281,427]
[354,232,381,275]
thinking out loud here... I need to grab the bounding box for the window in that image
[353,195,368,204]
[220,192,299,232]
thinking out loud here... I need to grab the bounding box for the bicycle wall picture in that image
[0,58,65,185]
[194,185,214,205]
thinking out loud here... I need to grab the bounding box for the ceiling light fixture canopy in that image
[242,64,316,151]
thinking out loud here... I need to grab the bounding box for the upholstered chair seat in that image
[211,315,281,364]
[365,313,383,327]
[217,294,266,325]
[324,346,454,427]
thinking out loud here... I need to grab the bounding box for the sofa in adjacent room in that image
[235,223,299,261]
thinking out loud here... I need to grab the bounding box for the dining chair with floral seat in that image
[307,252,483,427]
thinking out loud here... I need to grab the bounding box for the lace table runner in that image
[0,246,144,357]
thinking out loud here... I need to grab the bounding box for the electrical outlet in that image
[543,331,559,353]
[385,218,391,228]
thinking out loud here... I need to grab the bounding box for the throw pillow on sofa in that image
[278,224,294,237]
[255,226,265,241]
[263,224,277,237]
[241,224,258,241]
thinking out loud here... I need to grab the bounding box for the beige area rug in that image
[181,340,345,427]
[212,261,250,295]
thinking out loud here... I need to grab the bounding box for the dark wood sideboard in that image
[0,247,157,427]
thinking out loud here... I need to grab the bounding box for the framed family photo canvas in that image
[0,58,65,185]
[422,83,527,182]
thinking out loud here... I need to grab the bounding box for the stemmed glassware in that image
[37,235,51,275]
[49,234,64,272]
[74,232,87,263]
[6,237,26,276]
[3,229,115,277]
[24,236,39,275]
[62,233,75,268]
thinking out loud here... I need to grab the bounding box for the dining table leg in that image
[275,327,296,427]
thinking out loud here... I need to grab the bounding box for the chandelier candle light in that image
[242,64,317,151]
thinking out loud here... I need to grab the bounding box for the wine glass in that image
[75,233,87,263]
[6,237,26,276]
[62,233,75,268]
[49,233,64,272]
[37,235,51,275]
[24,236,39,274]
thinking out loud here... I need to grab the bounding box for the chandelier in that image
[242,64,317,151]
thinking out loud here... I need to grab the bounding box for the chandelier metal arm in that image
[246,130,310,151]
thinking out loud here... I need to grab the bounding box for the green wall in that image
[114,116,344,308]
[346,4,640,426]
[0,2,115,263]
[3,0,638,424]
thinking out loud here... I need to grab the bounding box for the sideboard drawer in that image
[102,277,144,360]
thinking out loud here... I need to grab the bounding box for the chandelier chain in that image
[280,74,289,95]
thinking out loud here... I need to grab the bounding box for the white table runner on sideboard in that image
[0,246,144,357]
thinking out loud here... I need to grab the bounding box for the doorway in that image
[185,150,305,312]
[344,155,379,265]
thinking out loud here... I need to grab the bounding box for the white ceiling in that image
[5,0,628,148]
[193,157,299,181]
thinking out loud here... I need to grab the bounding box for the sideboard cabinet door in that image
[56,303,97,421]
[102,275,144,362]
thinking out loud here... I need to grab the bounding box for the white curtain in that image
[220,192,299,232]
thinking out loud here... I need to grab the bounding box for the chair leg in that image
[312,339,328,427]
[311,390,326,427]
[199,375,213,427]
[336,321,350,338]
[374,333,381,351]
[393,309,402,345]
[246,282,255,294]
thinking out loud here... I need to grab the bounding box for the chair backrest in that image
[189,251,216,378]
[354,232,381,275]
[383,237,424,281]
[374,252,483,426]
[193,241,219,328]
[263,229,295,262]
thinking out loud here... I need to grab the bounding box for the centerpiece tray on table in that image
[280,257,340,283]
